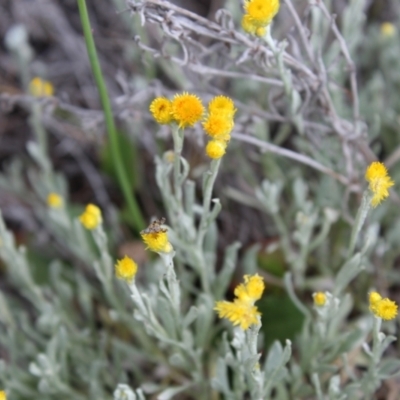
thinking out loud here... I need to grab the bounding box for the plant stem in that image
[347,191,371,258]
[77,0,145,231]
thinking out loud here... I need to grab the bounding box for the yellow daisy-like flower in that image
[115,256,138,282]
[369,291,398,320]
[214,274,265,330]
[208,96,236,119]
[149,97,173,125]
[241,15,266,37]
[141,231,171,253]
[171,92,204,128]
[365,162,394,207]
[244,0,280,28]
[313,292,327,306]
[234,274,265,304]
[369,291,382,308]
[381,22,396,38]
[29,77,54,97]
[206,140,227,159]
[241,14,257,35]
[214,300,260,330]
[47,192,63,208]
[0,391,6,400]
[374,298,398,320]
[202,113,234,140]
[79,204,102,230]
[256,26,267,37]
[140,218,172,253]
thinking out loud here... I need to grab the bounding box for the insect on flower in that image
[140,217,167,234]
[140,217,172,253]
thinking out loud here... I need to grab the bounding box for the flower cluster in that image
[241,0,280,37]
[150,93,235,161]
[149,92,204,128]
[0,391,6,400]
[115,256,138,282]
[214,274,265,330]
[29,77,54,97]
[79,204,102,230]
[369,291,398,321]
[365,162,394,207]
[203,96,236,160]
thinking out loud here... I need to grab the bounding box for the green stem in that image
[171,125,184,206]
[347,191,371,258]
[196,159,221,247]
[77,0,145,231]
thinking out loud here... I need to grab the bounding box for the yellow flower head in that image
[140,218,171,253]
[47,192,63,208]
[256,26,267,37]
[115,256,138,282]
[241,15,266,37]
[234,274,265,304]
[79,204,102,230]
[208,96,236,119]
[202,113,234,140]
[244,0,280,28]
[171,92,204,128]
[149,97,173,125]
[241,14,257,35]
[374,298,398,321]
[369,291,398,320]
[214,300,260,330]
[29,77,54,97]
[365,162,394,207]
[313,292,327,306]
[381,22,396,38]
[214,274,264,330]
[206,140,227,159]
[0,391,6,400]
[369,291,382,307]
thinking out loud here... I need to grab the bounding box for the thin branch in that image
[232,132,351,186]
[316,1,360,123]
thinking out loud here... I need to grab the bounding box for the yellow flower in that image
[381,22,396,38]
[256,26,266,37]
[365,162,394,207]
[241,14,257,35]
[369,291,382,308]
[208,96,236,119]
[234,274,265,304]
[79,204,102,230]
[369,291,398,320]
[29,77,54,97]
[214,300,260,330]
[47,192,63,208]
[244,0,280,28]
[241,15,266,37]
[171,92,204,128]
[202,113,234,140]
[214,274,265,330]
[313,292,327,306]
[115,256,138,282]
[149,97,173,124]
[206,140,227,159]
[0,391,6,400]
[140,218,171,253]
[374,298,398,321]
